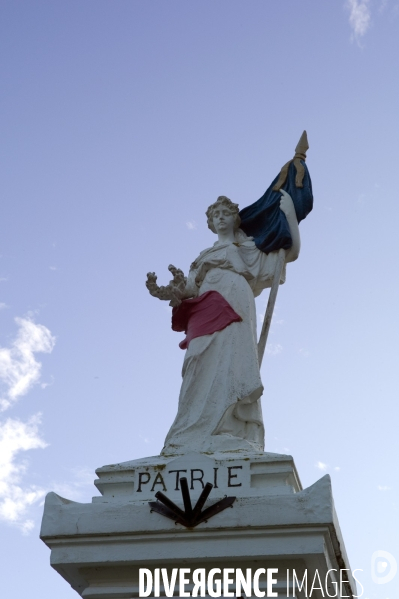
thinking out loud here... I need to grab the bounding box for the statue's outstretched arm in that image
[279,190,301,262]
[146,265,196,307]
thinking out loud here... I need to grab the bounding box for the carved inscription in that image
[150,472,167,492]
[137,472,151,492]
[190,469,204,489]
[227,466,242,487]
[213,467,218,489]
[169,470,187,491]
[135,465,244,493]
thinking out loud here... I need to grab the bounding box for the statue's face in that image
[212,204,235,236]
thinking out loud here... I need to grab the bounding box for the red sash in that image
[172,290,242,350]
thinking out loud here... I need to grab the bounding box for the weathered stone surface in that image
[93,451,302,502]
[41,452,357,598]
[146,190,300,455]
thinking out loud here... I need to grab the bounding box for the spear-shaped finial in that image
[295,130,309,158]
[273,130,309,191]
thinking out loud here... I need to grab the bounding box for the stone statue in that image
[146,190,300,455]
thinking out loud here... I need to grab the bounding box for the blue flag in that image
[239,138,313,254]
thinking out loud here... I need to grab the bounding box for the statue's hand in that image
[166,264,187,307]
[146,272,161,296]
[279,189,296,220]
[146,265,187,307]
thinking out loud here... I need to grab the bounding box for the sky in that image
[0,0,398,596]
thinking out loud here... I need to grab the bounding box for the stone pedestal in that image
[41,451,357,598]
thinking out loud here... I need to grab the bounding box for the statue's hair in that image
[206,196,241,233]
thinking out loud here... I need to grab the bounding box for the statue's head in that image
[206,196,241,234]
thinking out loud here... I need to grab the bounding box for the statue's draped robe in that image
[163,233,286,454]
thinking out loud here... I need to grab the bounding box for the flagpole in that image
[257,247,286,367]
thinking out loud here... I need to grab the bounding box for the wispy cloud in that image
[40,376,54,390]
[0,316,56,411]
[186,220,197,230]
[379,0,399,15]
[0,418,94,533]
[0,303,8,310]
[378,485,391,491]
[0,414,47,533]
[0,316,70,534]
[265,343,282,356]
[316,461,328,471]
[346,0,372,43]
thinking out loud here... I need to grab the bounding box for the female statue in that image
[146,189,300,455]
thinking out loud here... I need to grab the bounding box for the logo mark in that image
[371,550,397,585]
